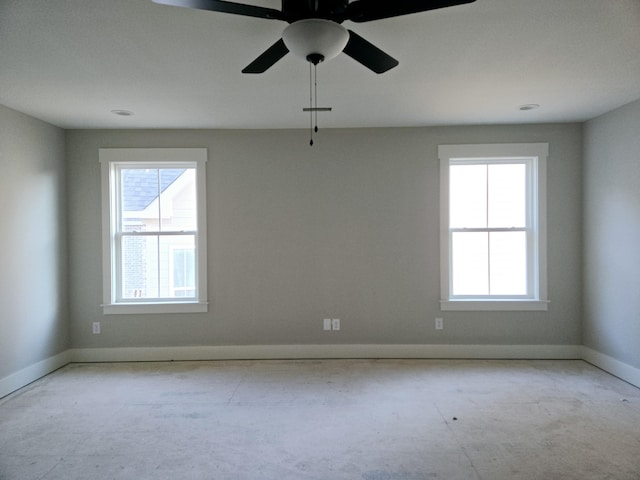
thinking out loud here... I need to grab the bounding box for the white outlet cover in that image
[332,319,341,331]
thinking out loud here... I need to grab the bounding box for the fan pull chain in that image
[308,62,321,146]
[305,60,332,145]
[309,62,314,146]
[314,63,318,134]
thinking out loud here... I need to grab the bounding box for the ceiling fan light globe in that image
[282,19,349,63]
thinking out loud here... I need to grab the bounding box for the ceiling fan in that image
[152,0,477,74]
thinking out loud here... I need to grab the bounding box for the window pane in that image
[121,168,159,233]
[120,168,196,233]
[122,235,159,299]
[160,235,195,298]
[159,168,197,232]
[488,163,526,228]
[450,164,487,228]
[489,231,527,295]
[172,246,196,297]
[452,232,488,295]
[121,234,196,300]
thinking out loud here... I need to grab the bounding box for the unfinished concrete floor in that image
[1,359,640,479]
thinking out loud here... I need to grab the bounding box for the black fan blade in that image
[347,0,476,22]
[152,0,284,21]
[242,38,289,73]
[343,30,398,74]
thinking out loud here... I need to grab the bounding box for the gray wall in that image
[66,124,582,349]
[0,105,68,380]
[583,99,640,369]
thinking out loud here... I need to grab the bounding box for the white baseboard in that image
[16,345,633,400]
[70,344,581,363]
[581,346,640,389]
[0,350,72,399]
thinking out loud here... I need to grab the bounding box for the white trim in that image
[0,351,72,399]
[102,302,208,315]
[582,347,640,389]
[99,148,208,165]
[438,143,549,160]
[99,148,208,314]
[7,346,640,398]
[440,300,549,311]
[70,344,581,363]
[439,143,549,309]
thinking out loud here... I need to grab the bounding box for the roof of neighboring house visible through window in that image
[122,168,186,211]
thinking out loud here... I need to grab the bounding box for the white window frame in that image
[439,143,548,311]
[100,148,208,314]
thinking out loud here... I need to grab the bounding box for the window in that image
[439,143,548,311]
[100,148,207,314]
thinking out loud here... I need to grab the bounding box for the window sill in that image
[440,300,549,312]
[102,302,208,315]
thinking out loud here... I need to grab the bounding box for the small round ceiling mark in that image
[518,104,540,111]
[111,109,134,116]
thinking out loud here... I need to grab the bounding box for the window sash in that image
[449,228,532,299]
[115,231,197,303]
[448,159,535,300]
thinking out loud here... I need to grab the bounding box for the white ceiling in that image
[1,0,640,129]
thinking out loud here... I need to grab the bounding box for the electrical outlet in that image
[92,322,101,334]
[331,318,341,331]
[435,317,443,330]
[323,318,332,331]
